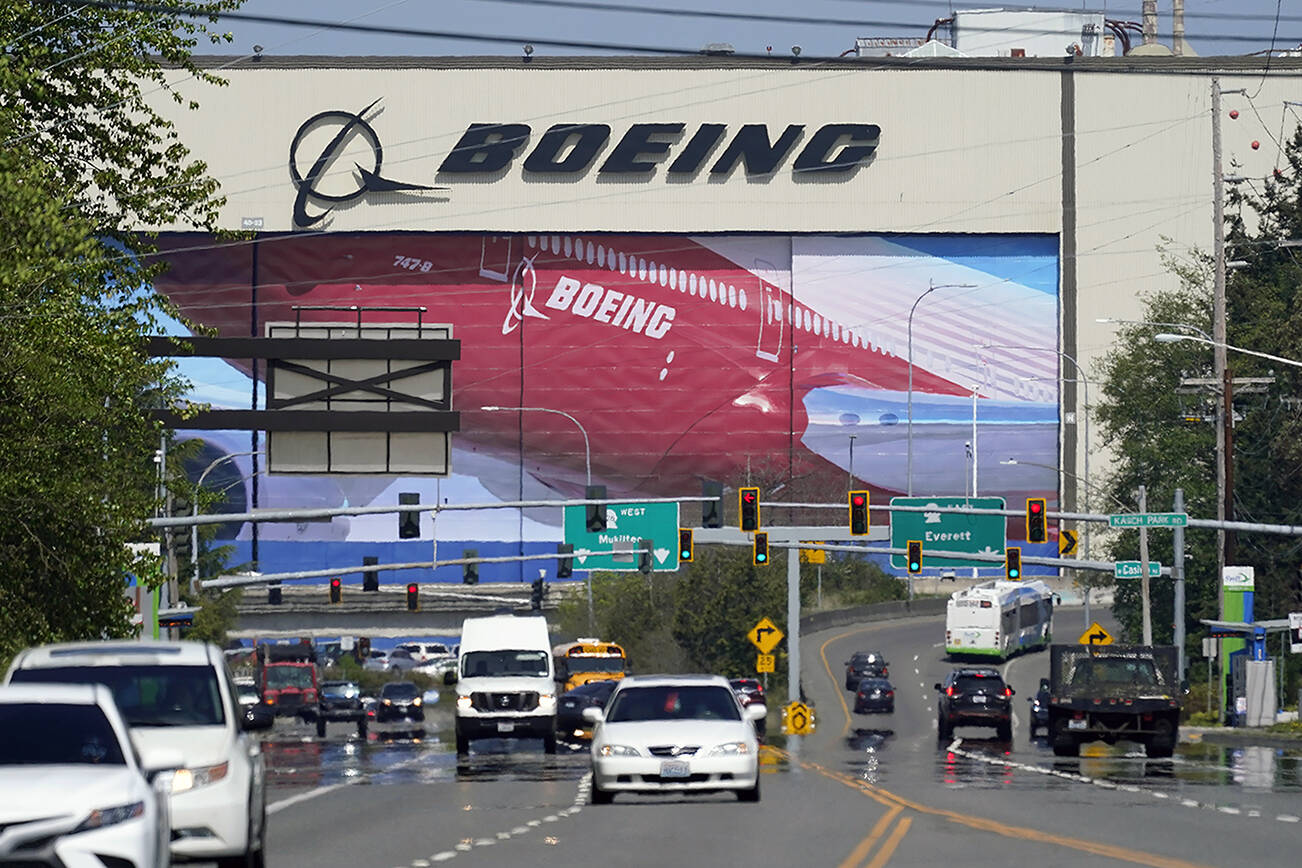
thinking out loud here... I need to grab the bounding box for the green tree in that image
[1095,126,1302,686]
[0,2,241,667]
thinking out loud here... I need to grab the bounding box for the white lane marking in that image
[914,654,920,661]
[268,752,427,814]
[949,741,1284,822]
[432,853,456,863]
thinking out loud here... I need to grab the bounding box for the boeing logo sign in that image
[288,98,445,229]
[288,104,881,229]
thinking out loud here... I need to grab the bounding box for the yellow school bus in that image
[552,639,628,693]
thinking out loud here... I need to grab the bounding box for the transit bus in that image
[945,580,1056,659]
[552,639,628,692]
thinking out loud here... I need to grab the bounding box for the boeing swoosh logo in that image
[288,98,446,229]
[502,253,549,335]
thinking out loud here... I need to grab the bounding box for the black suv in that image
[375,681,425,731]
[935,666,1014,741]
[314,679,367,738]
[844,651,889,690]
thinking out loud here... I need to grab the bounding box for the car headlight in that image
[170,761,229,794]
[382,698,393,705]
[597,744,640,757]
[72,801,145,833]
[412,697,422,706]
[708,741,750,756]
[456,695,473,710]
[538,693,556,708]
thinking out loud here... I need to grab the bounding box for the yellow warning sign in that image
[1078,622,1114,645]
[799,542,827,564]
[747,617,784,654]
[1060,530,1079,556]
[782,700,814,735]
[756,654,775,673]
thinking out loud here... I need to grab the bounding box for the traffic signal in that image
[530,577,547,610]
[329,577,342,603]
[638,538,653,575]
[739,487,760,532]
[406,582,419,611]
[906,540,922,574]
[849,490,869,535]
[1026,497,1047,543]
[702,480,724,529]
[462,548,478,585]
[362,556,379,592]
[557,543,573,578]
[1005,547,1022,580]
[753,531,769,566]
[398,492,420,539]
[678,528,694,562]
[267,581,282,605]
[585,484,607,532]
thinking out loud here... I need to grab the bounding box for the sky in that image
[193,0,1300,61]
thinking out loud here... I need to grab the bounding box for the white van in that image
[454,614,557,755]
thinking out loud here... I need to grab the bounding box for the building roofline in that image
[176,53,1302,76]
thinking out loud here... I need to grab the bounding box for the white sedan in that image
[0,683,180,867]
[585,674,765,804]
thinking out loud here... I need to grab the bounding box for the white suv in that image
[5,640,274,866]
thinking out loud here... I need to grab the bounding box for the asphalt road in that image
[258,607,1300,868]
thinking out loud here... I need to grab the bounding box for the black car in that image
[1026,676,1051,739]
[375,681,425,729]
[314,679,367,738]
[556,680,618,741]
[844,652,889,690]
[853,677,895,714]
[729,678,766,708]
[935,666,1014,741]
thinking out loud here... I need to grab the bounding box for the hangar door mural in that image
[154,232,1059,582]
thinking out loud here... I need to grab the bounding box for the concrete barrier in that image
[799,597,948,634]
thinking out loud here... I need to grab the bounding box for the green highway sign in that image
[563,501,680,572]
[889,497,1006,569]
[1114,561,1162,578]
[1108,512,1188,528]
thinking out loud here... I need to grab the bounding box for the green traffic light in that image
[909,561,919,570]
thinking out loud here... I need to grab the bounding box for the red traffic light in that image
[406,582,417,593]
[1029,500,1043,514]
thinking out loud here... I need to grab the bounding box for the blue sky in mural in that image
[885,234,1059,296]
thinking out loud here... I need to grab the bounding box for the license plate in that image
[660,760,690,778]
[497,721,515,733]
[1068,719,1087,730]
[972,695,986,704]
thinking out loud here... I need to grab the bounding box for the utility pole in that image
[1173,488,1186,681]
[1211,77,1229,618]
[1142,0,1157,46]
[1138,485,1153,645]
[1173,0,1186,56]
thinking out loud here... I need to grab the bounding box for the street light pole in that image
[482,405,596,633]
[907,280,976,496]
[192,450,261,589]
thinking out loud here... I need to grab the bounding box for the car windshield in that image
[9,665,225,727]
[566,657,624,673]
[381,683,419,698]
[266,666,314,689]
[0,703,126,766]
[570,681,615,699]
[322,682,358,699]
[858,679,891,689]
[606,685,741,722]
[462,650,549,678]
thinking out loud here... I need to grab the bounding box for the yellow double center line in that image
[836,803,912,868]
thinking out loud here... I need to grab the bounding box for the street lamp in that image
[192,451,262,587]
[481,405,591,485]
[1153,333,1302,369]
[907,279,976,496]
[481,405,595,632]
